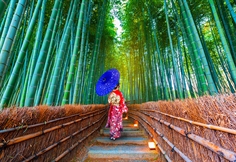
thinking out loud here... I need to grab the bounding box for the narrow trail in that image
[84,117,160,162]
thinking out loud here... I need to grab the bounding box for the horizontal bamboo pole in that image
[153,139,172,162]
[129,113,192,162]
[132,114,191,162]
[0,108,106,134]
[22,114,106,162]
[133,110,236,161]
[53,116,107,161]
[142,111,236,161]
[130,115,172,162]
[0,110,106,148]
[140,109,236,135]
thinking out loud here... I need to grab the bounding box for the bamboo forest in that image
[1,0,236,162]
[0,0,235,109]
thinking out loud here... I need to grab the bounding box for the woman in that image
[105,83,128,140]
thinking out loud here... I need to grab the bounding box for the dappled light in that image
[0,0,235,108]
[0,0,235,161]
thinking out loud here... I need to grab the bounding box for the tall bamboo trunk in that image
[25,0,61,107]
[208,0,236,86]
[0,0,42,109]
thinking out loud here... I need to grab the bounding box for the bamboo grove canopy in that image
[0,0,235,109]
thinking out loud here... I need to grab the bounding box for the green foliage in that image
[0,0,235,108]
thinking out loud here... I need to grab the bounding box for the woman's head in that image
[114,82,120,89]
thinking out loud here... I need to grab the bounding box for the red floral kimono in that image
[105,89,128,139]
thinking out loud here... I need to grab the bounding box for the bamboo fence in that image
[0,104,108,162]
[128,93,236,162]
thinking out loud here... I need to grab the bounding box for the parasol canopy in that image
[95,68,120,96]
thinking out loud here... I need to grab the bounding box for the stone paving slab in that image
[95,136,149,145]
[88,145,159,160]
[103,126,139,131]
[123,123,137,127]
[84,158,158,162]
[83,118,160,162]
[101,129,145,137]
[122,120,134,124]
[123,121,136,124]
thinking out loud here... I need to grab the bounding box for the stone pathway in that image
[84,118,160,161]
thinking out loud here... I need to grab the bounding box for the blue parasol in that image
[95,68,120,96]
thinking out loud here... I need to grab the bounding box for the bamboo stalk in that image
[131,110,236,161]
[0,110,106,148]
[139,109,236,135]
[0,108,106,134]
[22,114,106,162]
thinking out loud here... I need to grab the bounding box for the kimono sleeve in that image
[120,92,128,113]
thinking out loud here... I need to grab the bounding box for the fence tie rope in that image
[168,123,172,129]
[160,134,164,138]
[0,141,7,151]
[68,148,72,153]
[34,153,38,160]
[171,146,175,152]
[185,131,191,138]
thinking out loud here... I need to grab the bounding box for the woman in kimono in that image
[105,83,128,140]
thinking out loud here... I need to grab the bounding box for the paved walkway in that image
[84,118,160,161]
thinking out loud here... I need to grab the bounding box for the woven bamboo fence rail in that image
[128,94,236,162]
[0,104,108,162]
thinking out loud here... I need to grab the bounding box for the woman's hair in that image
[114,82,120,89]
